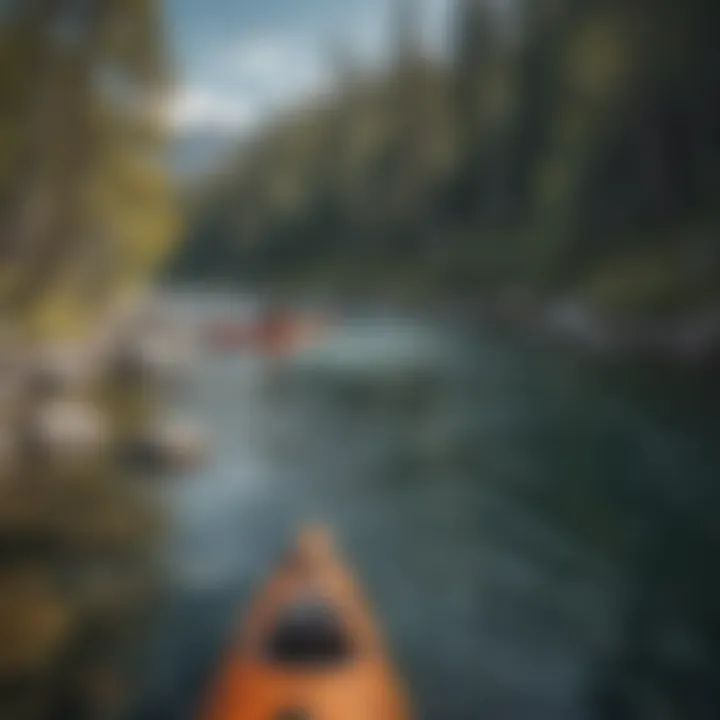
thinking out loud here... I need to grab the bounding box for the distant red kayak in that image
[205,314,331,357]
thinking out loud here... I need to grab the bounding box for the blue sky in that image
[166,0,454,136]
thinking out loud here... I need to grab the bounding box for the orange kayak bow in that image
[202,527,411,720]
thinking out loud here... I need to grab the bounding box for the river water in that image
[131,295,720,720]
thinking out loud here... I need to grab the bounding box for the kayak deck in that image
[202,527,410,720]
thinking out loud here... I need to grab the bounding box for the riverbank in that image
[471,295,720,369]
[0,300,205,719]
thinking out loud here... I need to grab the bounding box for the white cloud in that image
[168,86,257,132]
[169,32,334,135]
[168,0,457,138]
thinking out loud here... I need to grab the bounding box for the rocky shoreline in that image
[0,300,205,719]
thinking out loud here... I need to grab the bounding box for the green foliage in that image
[0,0,177,341]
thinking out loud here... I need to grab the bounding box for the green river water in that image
[131,294,720,720]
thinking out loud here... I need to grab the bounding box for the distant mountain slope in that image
[170,129,241,180]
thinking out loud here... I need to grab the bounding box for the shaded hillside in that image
[176,0,720,320]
